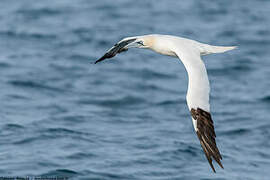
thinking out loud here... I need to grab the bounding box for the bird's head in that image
[129,35,155,49]
[94,35,155,64]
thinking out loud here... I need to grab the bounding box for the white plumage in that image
[95,34,236,172]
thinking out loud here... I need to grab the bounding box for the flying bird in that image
[95,34,236,172]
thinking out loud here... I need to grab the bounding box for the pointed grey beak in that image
[95,38,137,64]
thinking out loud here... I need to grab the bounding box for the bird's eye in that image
[137,41,144,46]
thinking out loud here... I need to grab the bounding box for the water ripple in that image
[41,169,78,178]
[8,80,64,93]
[0,30,56,40]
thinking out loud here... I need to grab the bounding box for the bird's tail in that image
[199,43,237,55]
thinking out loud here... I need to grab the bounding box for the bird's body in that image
[95,34,236,172]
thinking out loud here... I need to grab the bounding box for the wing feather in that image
[191,108,223,172]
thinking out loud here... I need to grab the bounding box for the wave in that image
[4,123,25,130]
[16,8,62,17]
[79,95,147,108]
[0,62,11,68]
[119,68,176,80]
[9,80,63,93]
[67,152,96,160]
[41,169,78,177]
[0,30,56,40]
[45,127,89,136]
[260,95,270,102]
[13,135,48,145]
[219,128,250,136]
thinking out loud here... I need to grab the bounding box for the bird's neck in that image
[146,35,177,57]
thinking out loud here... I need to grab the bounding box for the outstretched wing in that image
[95,38,136,64]
[191,108,223,172]
[174,47,223,172]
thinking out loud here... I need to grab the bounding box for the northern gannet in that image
[95,34,236,172]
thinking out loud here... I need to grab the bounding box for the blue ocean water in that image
[0,0,270,179]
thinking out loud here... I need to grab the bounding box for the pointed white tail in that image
[200,43,237,55]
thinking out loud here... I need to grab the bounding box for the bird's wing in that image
[174,48,223,172]
[190,108,223,173]
[95,37,136,64]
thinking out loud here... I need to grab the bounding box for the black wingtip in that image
[212,167,216,173]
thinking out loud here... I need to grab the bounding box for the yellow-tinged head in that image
[134,35,156,49]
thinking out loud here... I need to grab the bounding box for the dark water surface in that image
[0,0,270,179]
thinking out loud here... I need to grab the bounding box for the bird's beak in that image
[125,41,140,48]
[95,53,110,64]
[95,38,137,64]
